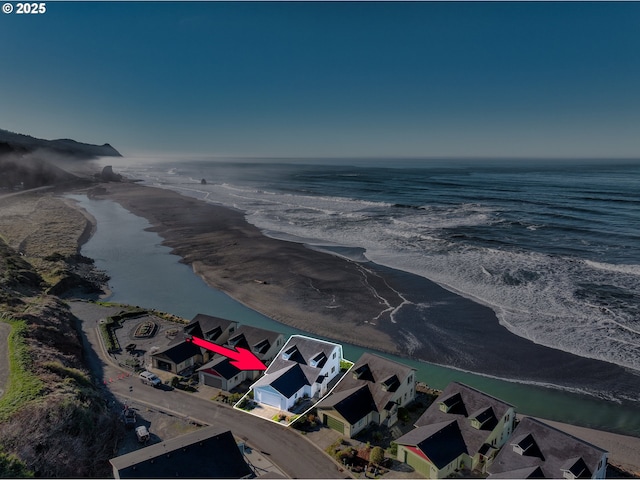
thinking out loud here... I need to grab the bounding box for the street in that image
[69,301,347,479]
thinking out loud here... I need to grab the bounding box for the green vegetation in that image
[340,359,354,372]
[42,361,92,388]
[0,448,34,478]
[0,317,45,422]
[387,442,398,456]
[370,446,385,465]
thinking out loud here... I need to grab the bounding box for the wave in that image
[110,159,640,373]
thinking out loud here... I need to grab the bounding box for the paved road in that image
[69,301,346,479]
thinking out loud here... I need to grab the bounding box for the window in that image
[331,366,335,373]
[407,375,412,384]
[333,352,336,359]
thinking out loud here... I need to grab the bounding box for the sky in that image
[1,1,640,159]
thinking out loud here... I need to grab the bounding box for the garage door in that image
[324,414,345,434]
[258,390,282,409]
[202,373,222,389]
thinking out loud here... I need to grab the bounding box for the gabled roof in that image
[109,427,252,478]
[489,465,545,479]
[488,417,607,479]
[414,382,514,455]
[268,335,339,371]
[226,325,282,358]
[152,339,201,364]
[317,385,376,425]
[252,335,341,400]
[186,314,237,341]
[396,420,468,469]
[316,352,415,422]
[252,364,310,398]
[198,355,241,380]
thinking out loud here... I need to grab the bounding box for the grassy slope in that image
[0,195,123,478]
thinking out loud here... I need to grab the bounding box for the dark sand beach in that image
[89,182,640,405]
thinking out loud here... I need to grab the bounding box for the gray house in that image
[395,382,516,478]
[197,325,284,391]
[316,352,416,437]
[488,416,608,479]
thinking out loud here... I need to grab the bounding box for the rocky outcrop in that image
[99,165,123,182]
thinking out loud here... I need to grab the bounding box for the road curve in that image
[69,301,346,479]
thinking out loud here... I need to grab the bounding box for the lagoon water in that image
[72,193,640,437]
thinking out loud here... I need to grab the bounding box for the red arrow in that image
[185,335,267,371]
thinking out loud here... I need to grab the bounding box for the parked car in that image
[122,408,136,428]
[139,370,161,387]
[135,425,150,443]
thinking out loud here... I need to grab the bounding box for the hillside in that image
[0,129,122,190]
[0,193,123,477]
[0,129,121,159]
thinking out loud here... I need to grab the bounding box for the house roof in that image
[186,314,238,341]
[109,427,252,478]
[317,385,377,425]
[152,339,201,364]
[487,417,607,479]
[316,352,415,423]
[226,325,282,358]
[252,335,341,399]
[198,355,241,380]
[251,363,315,398]
[414,382,514,455]
[396,420,468,470]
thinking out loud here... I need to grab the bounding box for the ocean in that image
[100,156,640,375]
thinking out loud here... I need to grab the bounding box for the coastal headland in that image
[88,181,640,405]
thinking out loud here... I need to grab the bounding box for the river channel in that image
[70,194,640,437]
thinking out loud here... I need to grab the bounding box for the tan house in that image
[151,337,202,374]
[488,416,608,479]
[197,325,285,391]
[396,382,516,478]
[316,352,416,437]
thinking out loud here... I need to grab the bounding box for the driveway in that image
[69,301,347,479]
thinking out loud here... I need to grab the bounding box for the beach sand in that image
[88,182,640,401]
[2,183,636,475]
[84,183,640,476]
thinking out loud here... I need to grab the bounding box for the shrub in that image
[388,442,398,456]
[370,446,385,466]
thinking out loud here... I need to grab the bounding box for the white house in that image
[251,335,342,412]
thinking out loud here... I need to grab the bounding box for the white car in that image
[139,370,161,387]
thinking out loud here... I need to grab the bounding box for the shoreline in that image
[79,182,640,406]
[60,182,640,475]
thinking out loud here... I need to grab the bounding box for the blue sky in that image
[1,1,639,158]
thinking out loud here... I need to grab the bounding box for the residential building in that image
[395,382,516,478]
[488,416,608,479]
[197,325,285,391]
[151,337,202,374]
[109,427,253,479]
[316,352,416,437]
[151,314,239,373]
[185,314,239,361]
[251,335,342,412]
